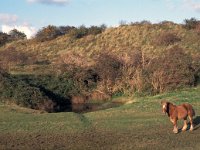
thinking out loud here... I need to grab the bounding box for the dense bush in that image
[92,51,143,95]
[34,24,106,41]
[88,25,105,35]
[0,70,56,112]
[130,20,151,26]
[0,29,27,47]
[184,18,200,30]
[69,25,88,39]
[58,26,75,35]
[0,32,10,46]
[69,25,106,39]
[95,53,122,82]
[192,54,200,85]
[9,29,26,40]
[34,25,62,42]
[154,32,181,46]
[148,46,195,93]
[16,74,76,111]
[89,47,198,96]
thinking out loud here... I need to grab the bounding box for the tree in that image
[34,25,62,42]
[58,26,75,35]
[69,25,88,39]
[88,25,105,35]
[9,29,27,40]
[0,32,10,46]
[184,18,200,30]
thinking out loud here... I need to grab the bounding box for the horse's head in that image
[161,100,169,114]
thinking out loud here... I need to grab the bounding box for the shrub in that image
[0,70,56,112]
[192,54,200,85]
[113,50,149,95]
[0,30,26,47]
[88,25,105,35]
[0,32,10,46]
[94,53,123,94]
[69,25,89,39]
[148,46,195,93]
[16,74,75,111]
[8,29,27,40]
[184,18,200,30]
[154,32,181,46]
[130,20,151,26]
[159,21,175,25]
[95,53,122,82]
[69,25,105,39]
[58,26,75,35]
[34,25,62,42]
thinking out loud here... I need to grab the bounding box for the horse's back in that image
[176,105,188,119]
[181,103,195,117]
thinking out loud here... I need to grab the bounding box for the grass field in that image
[1,86,200,150]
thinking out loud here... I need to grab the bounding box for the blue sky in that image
[0,0,200,38]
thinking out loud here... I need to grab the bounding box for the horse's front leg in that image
[170,117,178,134]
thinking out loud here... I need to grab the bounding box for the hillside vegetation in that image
[0,19,200,111]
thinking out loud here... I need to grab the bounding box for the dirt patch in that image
[1,125,200,150]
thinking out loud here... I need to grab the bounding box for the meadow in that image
[1,86,200,149]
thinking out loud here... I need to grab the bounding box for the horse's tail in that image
[182,103,195,117]
[191,107,196,117]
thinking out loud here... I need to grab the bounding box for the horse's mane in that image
[165,102,176,117]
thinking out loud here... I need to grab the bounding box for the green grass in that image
[1,86,200,149]
[0,105,88,133]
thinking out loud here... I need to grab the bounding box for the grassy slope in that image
[1,86,200,149]
[1,23,200,74]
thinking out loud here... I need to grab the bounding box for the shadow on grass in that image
[193,116,200,130]
[177,116,200,133]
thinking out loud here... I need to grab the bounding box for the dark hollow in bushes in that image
[154,32,181,46]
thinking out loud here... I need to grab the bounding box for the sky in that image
[0,0,200,38]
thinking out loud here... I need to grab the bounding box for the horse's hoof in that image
[182,127,187,131]
[173,130,178,134]
[190,125,194,131]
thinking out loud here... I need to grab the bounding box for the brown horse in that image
[161,101,195,133]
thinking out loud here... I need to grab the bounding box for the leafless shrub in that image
[148,46,195,93]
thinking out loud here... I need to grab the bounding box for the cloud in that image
[27,0,70,5]
[184,0,200,12]
[2,25,37,39]
[0,13,18,24]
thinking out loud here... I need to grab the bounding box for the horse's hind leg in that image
[189,116,194,131]
[182,119,187,131]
